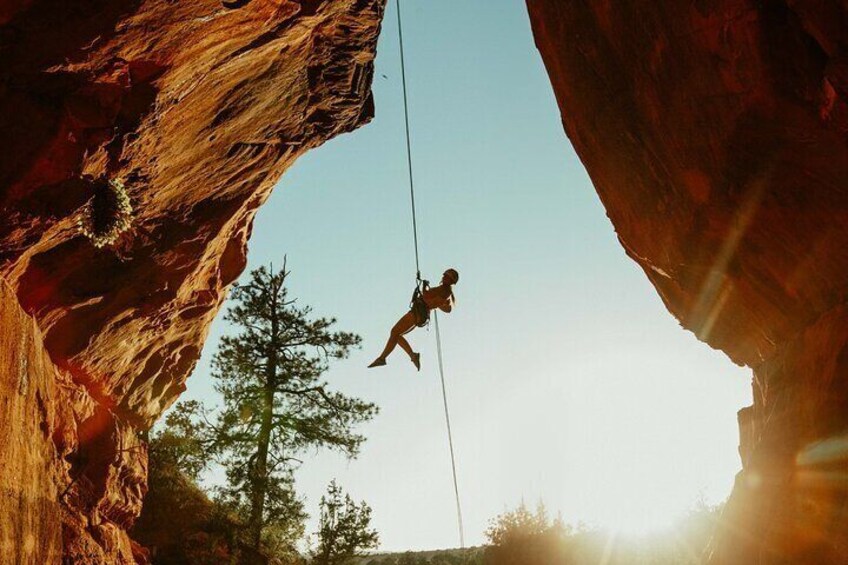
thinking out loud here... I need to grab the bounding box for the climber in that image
[368,268,459,371]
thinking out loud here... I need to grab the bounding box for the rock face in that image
[0,279,65,564]
[0,278,147,563]
[526,1,848,562]
[0,0,384,561]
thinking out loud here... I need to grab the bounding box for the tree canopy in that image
[311,480,380,565]
[152,262,378,554]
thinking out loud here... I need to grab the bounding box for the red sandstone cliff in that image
[0,0,385,561]
[527,1,848,563]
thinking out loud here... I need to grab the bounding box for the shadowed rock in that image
[527,1,848,562]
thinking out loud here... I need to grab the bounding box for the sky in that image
[177,0,753,552]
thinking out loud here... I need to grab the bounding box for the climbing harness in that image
[394,0,465,549]
[410,278,430,328]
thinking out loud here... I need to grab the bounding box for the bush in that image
[78,177,133,248]
[484,502,571,565]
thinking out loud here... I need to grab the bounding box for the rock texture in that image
[526,1,848,562]
[0,0,384,561]
[0,278,147,563]
[0,279,65,564]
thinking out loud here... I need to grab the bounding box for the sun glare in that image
[578,463,706,538]
[601,507,679,538]
[538,347,747,545]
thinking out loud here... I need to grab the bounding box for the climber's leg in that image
[369,311,417,367]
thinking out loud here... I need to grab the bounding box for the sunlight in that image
[571,478,689,539]
[690,174,767,340]
[530,343,751,547]
[796,434,848,489]
[602,508,679,538]
[797,434,848,467]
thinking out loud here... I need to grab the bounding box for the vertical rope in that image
[395,0,421,279]
[395,0,464,548]
[434,311,465,548]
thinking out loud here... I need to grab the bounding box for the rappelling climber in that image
[368,268,459,371]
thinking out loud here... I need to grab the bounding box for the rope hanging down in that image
[395,0,465,549]
[434,311,466,548]
[395,0,421,279]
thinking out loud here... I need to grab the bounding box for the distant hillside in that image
[353,547,483,565]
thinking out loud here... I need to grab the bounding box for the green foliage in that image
[484,502,571,565]
[396,553,419,565]
[205,262,378,550]
[350,548,483,565]
[143,262,377,561]
[148,400,210,481]
[214,471,306,561]
[210,263,375,459]
[137,441,274,565]
[311,480,379,565]
[78,177,133,248]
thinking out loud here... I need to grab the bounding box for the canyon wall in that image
[0,0,385,561]
[526,1,848,562]
[0,277,148,563]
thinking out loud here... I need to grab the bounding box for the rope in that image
[434,311,465,548]
[395,0,421,279]
[395,0,465,548]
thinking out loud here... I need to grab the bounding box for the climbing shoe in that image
[411,352,421,371]
[368,358,387,368]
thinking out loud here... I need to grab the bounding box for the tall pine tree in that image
[208,261,378,550]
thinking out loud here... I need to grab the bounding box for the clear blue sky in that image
[179,0,752,552]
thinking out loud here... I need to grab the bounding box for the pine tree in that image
[208,261,378,551]
[312,480,379,565]
[147,400,208,481]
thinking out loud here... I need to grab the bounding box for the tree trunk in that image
[249,280,278,550]
[249,382,274,549]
